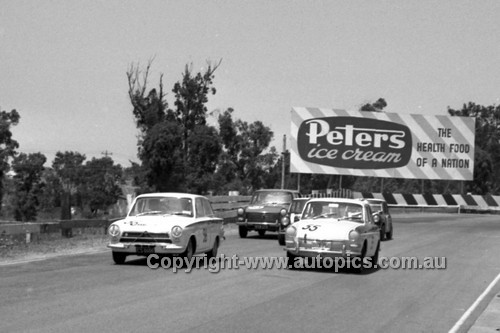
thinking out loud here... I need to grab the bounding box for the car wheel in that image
[286,251,298,269]
[278,234,285,246]
[386,224,393,240]
[258,230,266,237]
[239,226,248,238]
[182,238,194,262]
[112,252,127,265]
[371,241,380,268]
[206,237,219,259]
[353,243,367,274]
[380,224,386,241]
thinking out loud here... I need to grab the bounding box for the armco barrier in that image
[1,192,499,246]
[209,195,251,221]
[354,192,500,214]
[59,219,112,238]
[0,223,42,247]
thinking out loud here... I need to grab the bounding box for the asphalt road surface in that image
[1,213,500,333]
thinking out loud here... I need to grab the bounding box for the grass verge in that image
[0,233,109,264]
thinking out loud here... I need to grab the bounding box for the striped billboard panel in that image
[290,107,475,180]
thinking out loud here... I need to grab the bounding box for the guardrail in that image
[1,192,499,247]
[0,197,253,247]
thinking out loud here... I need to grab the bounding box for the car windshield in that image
[291,200,308,214]
[128,197,193,217]
[250,191,293,205]
[369,204,383,212]
[302,202,364,223]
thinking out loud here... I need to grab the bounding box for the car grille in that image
[120,232,172,244]
[299,239,345,251]
[246,212,279,223]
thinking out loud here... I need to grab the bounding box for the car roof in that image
[254,189,300,193]
[135,192,206,200]
[364,198,386,203]
[306,197,368,206]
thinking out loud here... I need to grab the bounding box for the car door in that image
[202,197,221,247]
[194,198,210,252]
[362,205,380,256]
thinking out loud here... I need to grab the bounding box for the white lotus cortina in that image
[107,193,224,265]
[284,198,380,271]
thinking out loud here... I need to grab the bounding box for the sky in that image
[1,0,500,167]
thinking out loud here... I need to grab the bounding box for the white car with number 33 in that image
[107,193,224,265]
[285,198,380,271]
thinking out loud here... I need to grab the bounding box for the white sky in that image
[1,0,499,167]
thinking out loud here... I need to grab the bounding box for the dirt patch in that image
[0,234,109,265]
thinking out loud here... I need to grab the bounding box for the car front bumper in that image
[108,242,185,255]
[284,239,363,258]
[236,221,280,232]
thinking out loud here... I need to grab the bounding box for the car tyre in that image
[206,237,219,259]
[239,226,248,238]
[278,234,286,246]
[371,241,380,269]
[386,224,393,240]
[182,238,194,262]
[286,251,298,270]
[380,224,386,241]
[112,252,127,265]
[353,243,367,274]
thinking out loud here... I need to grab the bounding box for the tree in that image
[139,121,184,191]
[360,98,387,112]
[52,151,86,219]
[123,161,149,193]
[127,60,223,193]
[37,168,63,212]
[79,156,123,215]
[216,108,277,192]
[11,152,46,221]
[127,60,168,134]
[172,61,221,160]
[0,108,20,212]
[184,125,221,193]
[448,102,500,194]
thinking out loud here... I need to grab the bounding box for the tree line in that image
[1,61,499,222]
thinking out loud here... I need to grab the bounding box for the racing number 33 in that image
[302,225,320,231]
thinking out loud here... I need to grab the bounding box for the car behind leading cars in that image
[284,198,380,272]
[107,192,224,265]
[237,189,302,238]
[278,197,310,246]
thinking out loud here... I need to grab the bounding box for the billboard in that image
[290,107,475,180]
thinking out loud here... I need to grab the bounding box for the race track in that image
[1,213,500,332]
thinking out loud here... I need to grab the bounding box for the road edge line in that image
[449,271,500,333]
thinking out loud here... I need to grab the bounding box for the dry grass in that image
[0,232,109,264]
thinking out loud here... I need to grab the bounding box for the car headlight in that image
[171,225,183,238]
[285,225,297,238]
[281,216,290,227]
[349,230,360,242]
[108,224,121,242]
[373,214,380,223]
[237,208,244,216]
[280,208,287,216]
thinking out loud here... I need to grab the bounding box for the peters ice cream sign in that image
[290,107,475,180]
